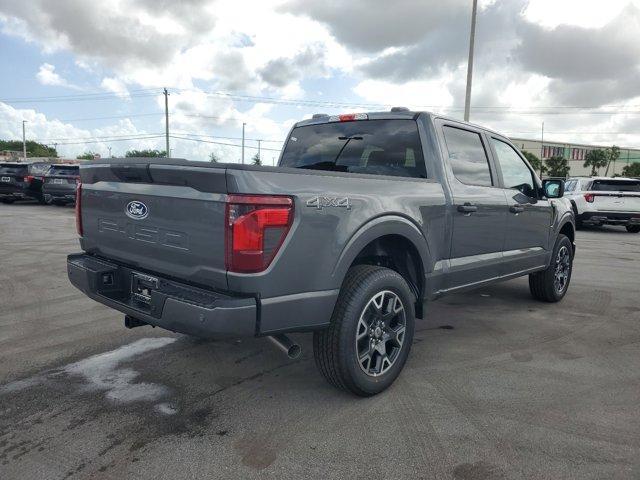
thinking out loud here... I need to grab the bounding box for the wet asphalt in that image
[1,202,639,479]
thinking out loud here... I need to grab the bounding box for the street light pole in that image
[22,120,27,162]
[241,122,246,164]
[463,0,478,122]
[163,88,170,157]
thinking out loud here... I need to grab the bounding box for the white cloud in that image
[100,77,130,98]
[36,63,78,89]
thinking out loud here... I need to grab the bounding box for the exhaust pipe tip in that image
[267,334,301,359]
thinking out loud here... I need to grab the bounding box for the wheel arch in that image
[331,215,432,318]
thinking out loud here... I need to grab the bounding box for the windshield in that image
[591,180,640,192]
[49,165,79,176]
[279,120,426,178]
[0,164,28,175]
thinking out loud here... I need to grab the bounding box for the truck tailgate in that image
[79,162,229,291]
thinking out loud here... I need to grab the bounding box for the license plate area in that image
[1,177,10,182]
[131,272,158,305]
[53,178,64,184]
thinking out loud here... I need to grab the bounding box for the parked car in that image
[564,176,640,232]
[43,164,80,205]
[0,162,49,203]
[67,110,575,396]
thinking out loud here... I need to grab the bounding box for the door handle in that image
[457,203,478,214]
[509,204,525,214]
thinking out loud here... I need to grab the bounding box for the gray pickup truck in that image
[67,110,575,396]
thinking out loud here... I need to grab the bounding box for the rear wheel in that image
[313,265,415,396]
[529,234,573,302]
[626,225,640,233]
[1,198,15,204]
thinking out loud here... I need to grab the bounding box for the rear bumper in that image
[67,253,257,337]
[67,253,337,337]
[43,185,76,202]
[579,212,640,226]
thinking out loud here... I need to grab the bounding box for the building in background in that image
[512,138,640,177]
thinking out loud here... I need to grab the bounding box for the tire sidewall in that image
[549,235,573,301]
[337,269,415,395]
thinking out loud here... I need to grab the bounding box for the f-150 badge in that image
[306,196,351,210]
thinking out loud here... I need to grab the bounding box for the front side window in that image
[279,120,426,178]
[441,126,492,186]
[491,138,536,197]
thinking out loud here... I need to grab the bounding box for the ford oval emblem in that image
[126,200,149,220]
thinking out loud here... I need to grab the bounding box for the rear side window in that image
[442,126,492,186]
[279,120,426,178]
[50,166,79,176]
[0,164,28,175]
[590,180,640,192]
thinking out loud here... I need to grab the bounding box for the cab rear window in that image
[279,120,426,178]
[591,180,640,192]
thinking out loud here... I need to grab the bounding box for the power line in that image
[53,135,165,146]
[169,135,282,152]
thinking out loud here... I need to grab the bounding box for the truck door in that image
[488,136,553,273]
[435,120,508,290]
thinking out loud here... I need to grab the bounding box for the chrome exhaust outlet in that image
[267,334,301,359]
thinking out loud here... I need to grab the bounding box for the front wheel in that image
[626,225,640,233]
[313,265,415,396]
[529,234,573,302]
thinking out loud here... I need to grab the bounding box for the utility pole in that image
[108,146,112,158]
[22,120,27,162]
[241,122,246,164]
[163,88,170,157]
[540,121,545,178]
[53,142,58,158]
[463,0,478,122]
[257,139,261,162]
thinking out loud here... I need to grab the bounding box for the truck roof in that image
[294,109,508,138]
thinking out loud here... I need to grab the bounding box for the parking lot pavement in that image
[0,203,639,480]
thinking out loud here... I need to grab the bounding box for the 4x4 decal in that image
[306,196,351,210]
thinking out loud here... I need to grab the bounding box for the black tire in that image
[1,198,15,204]
[52,200,65,206]
[313,265,415,396]
[626,225,640,233]
[529,234,573,302]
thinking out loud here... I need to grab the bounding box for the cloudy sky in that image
[1,0,639,162]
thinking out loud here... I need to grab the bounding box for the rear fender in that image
[331,215,433,295]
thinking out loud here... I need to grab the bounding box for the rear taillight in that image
[225,195,293,273]
[75,182,82,236]
[584,193,595,203]
[25,175,34,183]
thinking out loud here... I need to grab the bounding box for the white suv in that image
[564,177,640,233]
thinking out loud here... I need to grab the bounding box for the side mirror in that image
[542,179,564,198]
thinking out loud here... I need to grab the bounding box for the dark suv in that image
[43,164,80,205]
[0,162,49,204]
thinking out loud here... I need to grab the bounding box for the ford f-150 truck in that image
[67,110,575,396]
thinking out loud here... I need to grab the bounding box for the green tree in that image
[583,149,608,176]
[521,150,546,175]
[545,156,570,178]
[604,145,620,176]
[621,162,640,177]
[0,140,57,157]
[76,151,97,160]
[251,152,262,166]
[209,152,219,163]
[125,149,166,157]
